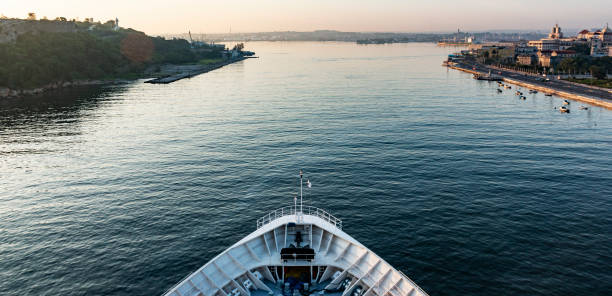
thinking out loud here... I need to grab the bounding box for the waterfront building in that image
[517,55,535,66]
[536,50,577,67]
[590,39,610,57]
[528,38,576,51]
[574,24,612,56]
[469,42,515,51]
[553,50,577,58]
[515,44,537,55]
[528,39,558,51]
[578,24,612,57]
[528,24,578,52]
[577,24,612,44]
[577,29,590,40]
[537,52,553,67]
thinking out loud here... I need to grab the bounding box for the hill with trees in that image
[0,18,226,91]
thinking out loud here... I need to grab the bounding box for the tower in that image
[549,23,563,39]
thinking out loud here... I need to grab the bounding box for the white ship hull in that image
[163,206,428,296]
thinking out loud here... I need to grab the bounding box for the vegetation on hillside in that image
[0,32,124,89]
[198,58,224,65]
[0,27,225,90]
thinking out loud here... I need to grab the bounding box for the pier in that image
[473,73,503,81]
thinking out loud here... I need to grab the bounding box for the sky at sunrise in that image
[2,0,611,35]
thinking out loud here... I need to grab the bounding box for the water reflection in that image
[1,43,611,296]
[0,84,130,155]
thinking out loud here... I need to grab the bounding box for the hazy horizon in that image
[2,0,611,35]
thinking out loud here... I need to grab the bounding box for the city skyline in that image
[2,0,611,35]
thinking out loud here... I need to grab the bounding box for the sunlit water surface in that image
[1,42,611,296]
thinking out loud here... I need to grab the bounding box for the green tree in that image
[233,43,244,51]
[589,65,606,79]
[568,43,590,55]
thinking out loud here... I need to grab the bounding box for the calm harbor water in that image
[1,42,611,296]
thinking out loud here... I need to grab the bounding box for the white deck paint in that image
[162,209,428,296]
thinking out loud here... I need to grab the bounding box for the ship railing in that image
[161,270,198,296]
[257,206,342,230]
[397,270,430,296]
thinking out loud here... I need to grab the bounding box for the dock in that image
[473,73,503,81]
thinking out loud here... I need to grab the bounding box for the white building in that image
[528,24,579,51]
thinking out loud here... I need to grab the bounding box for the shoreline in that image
[446,63,612,110]
[0,57,258,99]
[0,79,132,99]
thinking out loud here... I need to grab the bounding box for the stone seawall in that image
[0,19,78,43]
[503,78,612,110]
[448,64,612,110]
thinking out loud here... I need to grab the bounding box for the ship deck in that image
[251,280,343,296]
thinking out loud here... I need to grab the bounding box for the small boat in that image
[529,90,538,94]
[520,96,526,100]
[515,91,522,95]
[497,89,503,93]
[563,100,570,105]
[545,93,553,97]
[579,106,589,110]
[559,106,570,113]
[504,85,512,89]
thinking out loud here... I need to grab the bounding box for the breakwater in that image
[145,57,254,84]
[447,63,612,110]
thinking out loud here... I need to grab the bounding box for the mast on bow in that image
[300,170,303,213]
